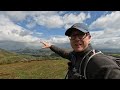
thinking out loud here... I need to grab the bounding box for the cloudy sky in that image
[0,11,120,50]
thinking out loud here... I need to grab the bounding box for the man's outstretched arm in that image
[40,40,70,59]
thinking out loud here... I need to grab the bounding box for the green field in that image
[0,48,69,79]
[0,60,68,79]
[0,48,120,79]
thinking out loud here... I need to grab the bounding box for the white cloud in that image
[63,12,91,29]
[1,11,120,50]
[48,35,69,44]
[27,11,90,29]
[0,11,91,29]
[1,11,28,22]
[33,12,64,28]
[90,11,120,49]
[0,14,41,49]
[90,11,120,30]
[26,22,36,29]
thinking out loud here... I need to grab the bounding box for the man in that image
[40,23,120,79]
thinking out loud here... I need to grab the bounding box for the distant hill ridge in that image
[0,48,16,58]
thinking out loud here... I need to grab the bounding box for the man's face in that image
[69,30,91,52]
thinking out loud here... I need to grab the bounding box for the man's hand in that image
[40,40,52,48]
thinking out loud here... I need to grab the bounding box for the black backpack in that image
[105,55,120,67]
[65,49,120,79]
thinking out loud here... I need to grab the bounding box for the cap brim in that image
[65,28,88,36]
[65,28,73,36]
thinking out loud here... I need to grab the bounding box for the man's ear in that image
[88,34,91,39]
[88,35,91,43]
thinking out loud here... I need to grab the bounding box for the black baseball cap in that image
[65,23,89,36]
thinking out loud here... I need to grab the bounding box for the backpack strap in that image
[83,50,102,79]
[65,49,102,79]
[64,52,77,79]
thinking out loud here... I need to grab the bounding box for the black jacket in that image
[50,44,120,79]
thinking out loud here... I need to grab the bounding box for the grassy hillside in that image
[0,48,120,79]
[0,48,16,58]
[0,60,68,79]
[105,53,120,58]
[0,48,66,65]
[0,48,40,64]
[0,48,69,79]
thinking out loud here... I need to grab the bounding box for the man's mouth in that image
[75,43,82,47]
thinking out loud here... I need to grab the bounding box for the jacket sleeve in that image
[50,45,71,60]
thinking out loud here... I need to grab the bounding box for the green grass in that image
[107,54,120,58]
[0,49,69,79]
[0,59,68,79]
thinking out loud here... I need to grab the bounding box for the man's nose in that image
[74,36,81,41]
